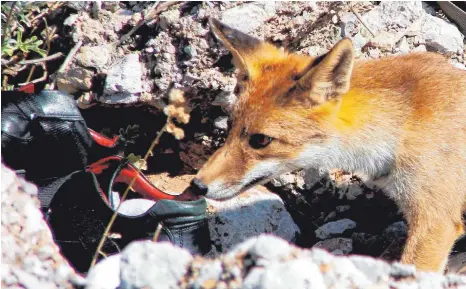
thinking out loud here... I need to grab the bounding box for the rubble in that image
[1,165,82,289]
[315,219,357,240]
[420,14,464,54]
[56,67,94,94]
[87,235,466,289]
[207,188,300,254]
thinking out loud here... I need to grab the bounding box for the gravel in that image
[1,164,82,289]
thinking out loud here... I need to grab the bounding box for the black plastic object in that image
[48,158,212,273]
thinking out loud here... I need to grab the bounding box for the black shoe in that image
[47,157,212,273]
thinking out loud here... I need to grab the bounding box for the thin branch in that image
[152,223,163,242]
[350,4,375,38]
[116,1,180,46]
[57,40,82,73]
[18,52,63,65]
[2,2,18,45]
[90,121,170,269]
[18,63,47,86]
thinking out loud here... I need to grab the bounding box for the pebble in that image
[213,116,229,130]
[314,237,353,255]
[220,2,276,34]
[76,45,110,70]
[104,53,143,96]
[315,219,357,240]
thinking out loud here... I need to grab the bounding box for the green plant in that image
[2,29,47,57]
[1,2,45,57]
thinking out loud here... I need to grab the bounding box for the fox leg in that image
[400,196,465,272]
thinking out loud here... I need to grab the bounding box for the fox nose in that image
[189,178,208,196]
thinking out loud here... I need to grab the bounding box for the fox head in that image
[191,18,359,200]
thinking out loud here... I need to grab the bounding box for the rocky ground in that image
[2,1,466,288]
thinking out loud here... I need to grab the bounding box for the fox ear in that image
[209,17,262,73]
[297,38,354,104]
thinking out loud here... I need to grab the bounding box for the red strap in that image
[87,156,175,201]
[88,129,119,148]
[18,83,35,94]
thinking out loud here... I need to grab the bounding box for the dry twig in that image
[18,52,63,65]
[350,4,375,37]
[152,223,164,242]
[90,121,170,268]
[116,1,180,46]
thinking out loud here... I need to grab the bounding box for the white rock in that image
[396,37,410,54]
[363,1,424,35]
[420,14,464,54]
[315,219,357,240]
[86,255,121,289]
[452,62,466,71]
[207,188,300,253]
[341,2,424,45]
[412,44,427,52]
[228,234,295,266]
[64,14,79,26]
[213,116,229,130]
[76,45,110,70]
[313,238,353,255]
[221,2,276,34]
[245,257,326,289]
[271,173,296,187]
[119,241,192,289]
[104,54,143,102]
[212,90,237,110]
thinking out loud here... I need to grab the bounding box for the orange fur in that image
[197,18,466,272]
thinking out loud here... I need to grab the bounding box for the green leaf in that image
[31,47,47,57]
[127,153,148,171]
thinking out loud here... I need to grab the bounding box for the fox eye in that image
[249,134,273,149]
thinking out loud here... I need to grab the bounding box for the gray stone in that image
[86,254,121,289]
[158,9,180,30]
[104,54,143,101]
[336,205,350,212]
[420,14,464,54]
[57,67,94,94]
[102,1,120,12]
[221,2,276,34]
[213,116,229,130]
[66,1,91,12]
[76,45,110,70]
[313,238,353,255]
[315,219,357,240]
[183,45,197,58]
[382,221,408,240]
[212,91,237,110]
[207,188,300,253]
[64,14,79,26]
[119,241,192,289]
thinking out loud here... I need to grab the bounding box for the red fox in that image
[188,18,466,272]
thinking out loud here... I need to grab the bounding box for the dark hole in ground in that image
[213,53,234,72]
[269,181,404,260]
